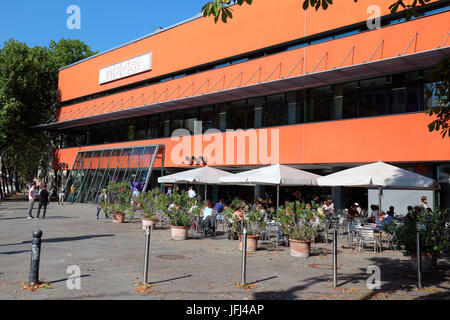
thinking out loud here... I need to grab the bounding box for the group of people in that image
[26,182,50,219]
[25,181,81,219]
[345,195,433,232]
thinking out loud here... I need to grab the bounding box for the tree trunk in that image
[14,170,20,192]
[1,171,7,195]
[8,168,13,193]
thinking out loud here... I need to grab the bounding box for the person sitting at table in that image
[347,203,360,220]
[214,199,225,220]
[354,203,362,215]
[201,200,216,236]
[419,195,429,211]
[168,200,178,212]
[234,207,245,220]
[311,194,321,210]
[375,210,395,237]
[370,205,384,224]
[322,199,334,218]
[386,206,395,217]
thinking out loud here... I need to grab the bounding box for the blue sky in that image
[0,0,208,53]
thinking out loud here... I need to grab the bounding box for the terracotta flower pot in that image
[411,252,437,272]
[112,212,126,223]
[238,234,260,252]
[141,218,157,230]
[289,239,312,258]
[171,225,189,240]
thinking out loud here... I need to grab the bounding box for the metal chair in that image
[357,227,382,253]
[192,216,204,234]
[337,218,349,238]
[347,223,360,249]
[155,210,170,229]
[380,231,396,251]
[259,222,282,249]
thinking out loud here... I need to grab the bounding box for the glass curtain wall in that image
[65,145,159,204]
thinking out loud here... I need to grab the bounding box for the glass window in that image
[265,94,286,127]
[215,104,227,132]
[248,97,265,128]
[286,91,306,124]
[334,82,358,119]
[157,113,170,138]
[170,110,185,134]
[359,77,388,117]
[229,100,246,130]
[115,119,131,142]
[309,86,332,122]
[200,106,215,132]
[389,74,406,114]
[135,117,148,140]
[148,115,159,139]
[185,108,199,135]
[423,68,440,110]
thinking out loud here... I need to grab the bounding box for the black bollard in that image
[332,227,338,288]
[29,230,43,285]
[241,228,248,285]
[143,225,151,284]
[417,232,422,289]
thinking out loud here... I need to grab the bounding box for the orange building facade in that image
[42,0,450,208]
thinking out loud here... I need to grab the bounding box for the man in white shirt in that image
[188,186,196,199]
[27,182,37,219]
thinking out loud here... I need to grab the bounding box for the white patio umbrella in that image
[219,164,322,209]
[317,161,438,211]
[158,166,233,199]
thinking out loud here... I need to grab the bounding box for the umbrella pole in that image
[205,184,207,200]
[378,187,383,212]
[277,185,280,210]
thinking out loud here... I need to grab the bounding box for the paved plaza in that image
[0,200,449,300]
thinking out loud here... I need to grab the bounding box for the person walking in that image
[96,189,108,219]
[58,186,65,205]
[27,182,37,219]
[37,184,50,219]
[68,185,77,204]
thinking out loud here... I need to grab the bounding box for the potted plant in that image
[103,181,132,223]
[162,189,202,240]
[237,209,266,252]
[275,201,321,257]
[223,198,245,240]
[136,188,169,230]
[394,207,449,272]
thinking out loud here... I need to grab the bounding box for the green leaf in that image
[302,0,309,10]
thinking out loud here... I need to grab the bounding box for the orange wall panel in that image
[56,11,450,123]
[54,113,450,171]
[58,0,442,102]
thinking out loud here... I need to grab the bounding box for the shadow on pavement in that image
[248,276,278,285]
[48,274,91,284]
[0,249,30,255]
[252,255,450,300]
[150,274,192,285]
[0,234,116,247]
[0,215,77,221]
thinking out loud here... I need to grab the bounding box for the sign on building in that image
[99,52,152,84]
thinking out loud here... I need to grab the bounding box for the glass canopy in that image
[65,145,161,204]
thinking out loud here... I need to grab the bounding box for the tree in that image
[201,0,449,138]
[0,39,97,184]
